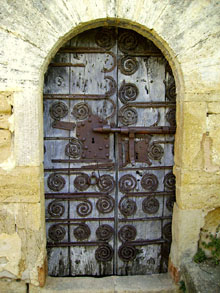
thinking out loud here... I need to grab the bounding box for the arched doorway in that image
[43,27,176,277]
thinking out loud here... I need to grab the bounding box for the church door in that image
[43,27,176,276]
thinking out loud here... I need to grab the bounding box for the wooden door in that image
[43,27,176,276]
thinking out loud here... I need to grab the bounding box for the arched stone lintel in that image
[41,18,184,98]
[40,20,183,283]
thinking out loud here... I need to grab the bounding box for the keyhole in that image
[92,137,95,144]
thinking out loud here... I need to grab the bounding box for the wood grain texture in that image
[43,27,175,276]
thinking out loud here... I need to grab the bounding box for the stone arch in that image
[41,19,184,98]
[0,1,219,287]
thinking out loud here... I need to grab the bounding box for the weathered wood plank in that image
[43,27,175,276]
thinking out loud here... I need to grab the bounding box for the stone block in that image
[175,102,207,170]
[0,207,16,235]
[114,274,178,293]
[29,275,178,293]
[175,169,220,209]
[168,259,180,284]
[208,102,220,114]
[181,256,220,293]
[0,166,44,203]
[0,233,21,278]
[175,167,220,186]
[181,61,220,93]
[29,276,115,293]
[0,130,11,162]
[13,89,43,166]
[0,113,10,129]
[207,113,220,166]
[177,183,220,210]
[0,279,26,293]
[0,129,11,147]
[199,208,220,257]
[183,92,220,102]
[170,204,204,267]
[0,203,46,285]
[202,207,220,233]
[153,1,220,92]
[0,93,12,114]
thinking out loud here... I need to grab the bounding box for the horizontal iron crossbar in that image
[46,217,114,222]
[47,238,167,248]
[46,216,172,222]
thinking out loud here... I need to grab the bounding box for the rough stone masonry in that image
[0,0,219,289]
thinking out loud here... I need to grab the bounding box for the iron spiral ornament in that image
[148,144,164,161]
[97,175,115,193]
[95,244,114,262]
[49,101,68,120]
[119,82,139,104]
[95,28,116,50]
[96,196,115,214]
[118,244,137,262]
[119,56,139,75]
[96,224,114,241]
[164,172,175,190]
[74,174,90,191]
[118,31,138,52]
[48,224,66,242]
[141,173,158,192]
[71,103,90,120]
[119,197,137,217]
[65,138,82,158]
[47,173,65,191]
[119,106,138,125]
[76,200,92,217]
[48,201,65,217]
[104,76,117,97]
[118,225,137,242]
[166,81,176,101]
[119,174,137,193]
[165,109,176,126]
[74,224,91,241]
[142,196,160,214]
[163,223,172,241]
[166,196,175,212]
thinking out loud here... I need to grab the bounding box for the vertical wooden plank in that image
[116,28,173,275]
[44,51,71,276]
[66,28,117,276]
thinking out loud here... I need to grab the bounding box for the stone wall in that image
[0,0,219,287]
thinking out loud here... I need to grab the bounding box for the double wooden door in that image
[43,27,176,276]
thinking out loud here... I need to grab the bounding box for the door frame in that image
[42,20,182,280]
